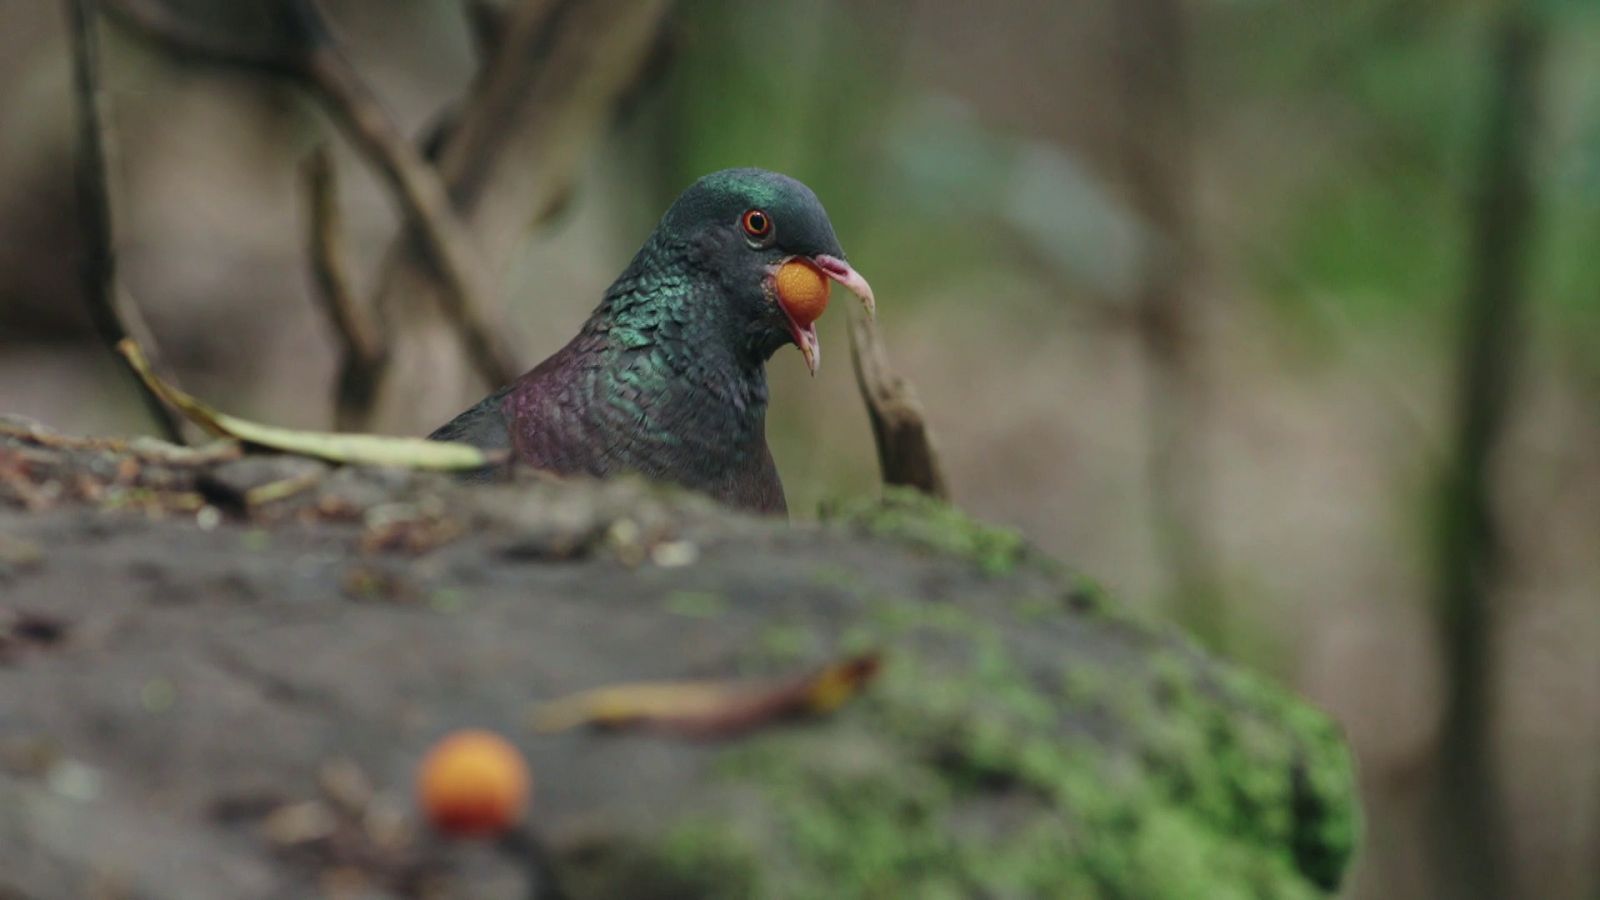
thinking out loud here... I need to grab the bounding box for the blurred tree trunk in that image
[1429,7,1544,900]
[1112,0,1222,642]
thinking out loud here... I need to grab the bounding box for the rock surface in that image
[0,419,1359,899]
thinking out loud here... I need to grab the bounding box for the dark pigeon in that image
[429,168,875,515]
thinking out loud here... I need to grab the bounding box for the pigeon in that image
[429,168,875,515]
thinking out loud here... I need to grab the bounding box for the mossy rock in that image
[0,428,1358,898]
[585,596,1358,900]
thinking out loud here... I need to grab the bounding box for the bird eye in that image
[741,209,773,243]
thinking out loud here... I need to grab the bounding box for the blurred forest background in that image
[1,0,1597,897]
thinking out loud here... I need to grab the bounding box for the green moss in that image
[821,488,1027,575]
[1214,667,1362,890]
[428,587,466,614]
[807,562,863,592]
[757,622,822,662]
[1103,651,1362,896]
[651,608,1358,899]
[1064,573,1112,614]
[663,590,728,618]
[558,823,761,900]
[869,596,976,635]
[1012,576,1118,623]
[1060,664,1113,708]
[657,819,764,898]
[240,528,272,552]
[1014,595,1057,620]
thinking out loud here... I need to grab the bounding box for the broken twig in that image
[847,307,950,500]
[64,0,186,443]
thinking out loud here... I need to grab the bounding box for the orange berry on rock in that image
[417,730,530,837]
[775,259,830,327]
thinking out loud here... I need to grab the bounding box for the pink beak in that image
[813,254,876,318]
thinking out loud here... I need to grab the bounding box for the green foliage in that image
[1223,0,1600,370]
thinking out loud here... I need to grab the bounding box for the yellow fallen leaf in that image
[531,654,883,738]
[533,681,747,733]
[118,339,498,471]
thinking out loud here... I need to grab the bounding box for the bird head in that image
[658,168,875,375]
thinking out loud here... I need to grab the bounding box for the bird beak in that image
[770,254,874,377]
[812,254,876,318]
[791,318,821,376]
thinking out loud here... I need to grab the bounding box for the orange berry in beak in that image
[417,730,531,837]
[775,259,830,328]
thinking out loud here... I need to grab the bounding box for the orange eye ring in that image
[741,209,772,241]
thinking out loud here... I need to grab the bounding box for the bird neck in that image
[599,231,774,362]
[571,246,773,459]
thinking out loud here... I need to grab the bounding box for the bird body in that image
[429,169,874,515]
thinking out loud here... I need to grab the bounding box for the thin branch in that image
[364,0,670,431]
[104,0,669,433]
[846,307,949,501]
[429,0,566,215]
[104,0,522,389]
[301,147,386,430]
[102,0,300,74]
[299,45,521,386]
[416,0,519,162]
[463,0,508,62]
[64,0,185,444]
